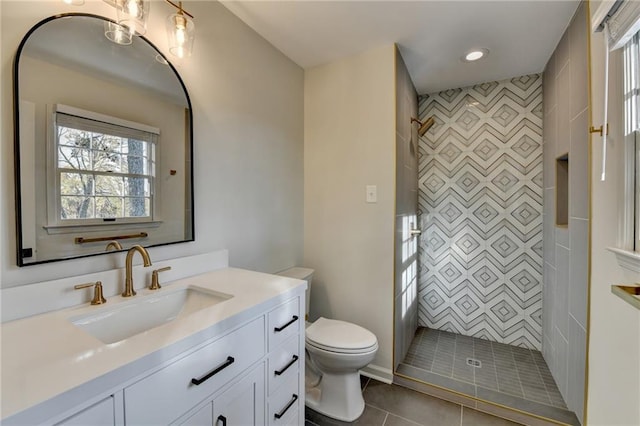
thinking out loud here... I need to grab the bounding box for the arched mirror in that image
[13,13,194,266]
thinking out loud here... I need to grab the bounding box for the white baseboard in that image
[360,364,393,384]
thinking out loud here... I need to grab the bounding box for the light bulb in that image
[166,9,194,59]
[117,0,148,36]
[127,0,139,18]
[176,27,186,45]
[174,14,187,45]
[115,27,126,44]
[104,21,132,45]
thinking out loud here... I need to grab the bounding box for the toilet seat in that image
[306,317,378,354]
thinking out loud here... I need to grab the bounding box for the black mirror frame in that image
[13,13,195,267]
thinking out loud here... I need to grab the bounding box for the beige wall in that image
[1,1,304,287]
[304,44,396,373]
[587,3,640,424]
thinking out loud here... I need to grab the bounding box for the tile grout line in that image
[362,376,371,393]
[471,335,477,388]
[427,328,436,372]
[525,347,552,406]
[365,397,430,426]
[530,348,560,408]
[509,346,527,401]
[386,411,428,426]
[490,340,501,395]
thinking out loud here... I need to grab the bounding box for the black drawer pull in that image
[274,394,298,419]
[217,415,227,426]
[191,356,235,385]
[274,315,298,332]
[274,354,299,376]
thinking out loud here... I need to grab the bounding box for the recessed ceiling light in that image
[463,48,489,62]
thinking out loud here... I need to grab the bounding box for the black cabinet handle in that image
[274,355,299,376]
[274,394,298,419]
[191,356,235,385]
[274,315,298,332]
[217,415,227,426]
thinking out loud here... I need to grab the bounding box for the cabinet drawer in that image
[267,334,300,395]
[125,317,265,425]
[212,363,265,426]
[268,375,300,426]
[268,297,300,351]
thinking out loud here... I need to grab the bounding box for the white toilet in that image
[277,267,378,422]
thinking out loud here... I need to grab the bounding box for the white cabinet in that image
[125,317,265,424]
[10,291,304,426]
[266,299,304,426]
[55,396,115,426]
[212,363,265,426]
[177,364,265,426]
[178,404,212,426]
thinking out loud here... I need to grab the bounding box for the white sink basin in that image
[70,287,232,344]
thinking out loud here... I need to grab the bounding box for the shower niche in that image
[556,154,569,227]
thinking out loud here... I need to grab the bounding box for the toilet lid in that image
[306,317,377,352]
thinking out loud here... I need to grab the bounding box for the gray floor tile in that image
[397,363,478,396]
[363,380,461,426]
[475,387,580,426]
[361,375,371,389]
[305,404,386,426]
[475,377,499,391]
[461,407,523,426]
[399,328,571,423]
[522,391,551,406]
[474,348,494,358]
[383,414,422,426]
[431,363,454,377]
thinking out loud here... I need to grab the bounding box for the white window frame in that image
[46,104,160,230]
[622,34,640,252]
[610,32,640,272]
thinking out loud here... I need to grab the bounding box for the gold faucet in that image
[105,240,123,251]
[74,281,107,305]
[122,245,152,297]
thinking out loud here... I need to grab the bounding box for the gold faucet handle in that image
[149,266,172,290]
[74,281,107,305]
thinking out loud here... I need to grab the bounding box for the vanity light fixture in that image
[63,0,85,5]
[462,48,489,62]
[116,0,150,36]
[104,21,133,46]
[165,0,195,59]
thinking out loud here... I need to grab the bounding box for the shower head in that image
[411,116,435,137]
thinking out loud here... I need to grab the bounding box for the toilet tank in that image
[277,267,314,320]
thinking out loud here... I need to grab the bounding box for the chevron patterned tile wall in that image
[417,74,543,350]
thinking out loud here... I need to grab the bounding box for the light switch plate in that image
[366,185,377,203]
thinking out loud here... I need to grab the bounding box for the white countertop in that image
[1,267,305,422]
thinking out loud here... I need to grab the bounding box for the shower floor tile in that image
[399,327,580,425]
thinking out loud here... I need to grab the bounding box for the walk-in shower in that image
[394,74,581,426]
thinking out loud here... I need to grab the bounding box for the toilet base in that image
[305,370,365,422]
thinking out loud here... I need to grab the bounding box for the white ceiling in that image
[221,0,580,94]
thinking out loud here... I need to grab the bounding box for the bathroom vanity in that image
[1,267,306,425]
